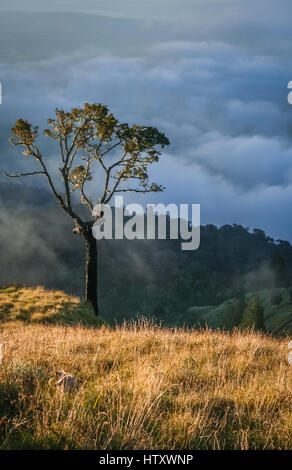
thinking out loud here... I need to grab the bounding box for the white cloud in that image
[1,37,292,239]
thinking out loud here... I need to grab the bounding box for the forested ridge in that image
[1,182,292,326]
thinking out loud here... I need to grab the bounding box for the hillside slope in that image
[0,319,291,449]
[2,183,292,325]
[0,286,103,327]
[186,288,292,334]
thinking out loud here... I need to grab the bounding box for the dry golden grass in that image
[0,317,291,450]
[0,286,102,326]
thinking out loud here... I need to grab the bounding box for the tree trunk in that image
[84,227,99,316]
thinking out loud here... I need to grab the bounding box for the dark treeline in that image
[1,182,292,324]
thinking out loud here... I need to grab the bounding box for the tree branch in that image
[3,169,45,178]
[114,188,160,193]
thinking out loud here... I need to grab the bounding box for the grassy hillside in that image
[0,315,291,449]
[186,288,292,334]
[0,286,103,327]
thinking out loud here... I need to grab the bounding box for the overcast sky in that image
[0,0,291,23]
[1,2,292,241]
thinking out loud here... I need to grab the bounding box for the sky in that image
[0,0,291,23]
[1,2,292,241]
[0,0,250,19]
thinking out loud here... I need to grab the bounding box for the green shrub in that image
[241,298,265,331]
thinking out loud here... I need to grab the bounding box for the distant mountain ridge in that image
[0,11,186,62]
[1,181,292,331]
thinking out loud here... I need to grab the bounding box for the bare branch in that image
[79,158,94,211]
[114,188,161,194]
[57,133,65,164]
[104,171,125,204]
[67,119,88,157]
[3,169,45,178]
[99,140,121,158]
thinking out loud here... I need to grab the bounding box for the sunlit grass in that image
[0,286,102,326]
[0,312,291,449]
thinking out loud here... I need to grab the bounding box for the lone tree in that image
[5,103,169,315]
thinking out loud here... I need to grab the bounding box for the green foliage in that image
[271,294,282,305]
[185,287,292,334]
[240,298,265,331]
[269,255,288,287]
[10,119,38,148]
[202,299,243,330]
